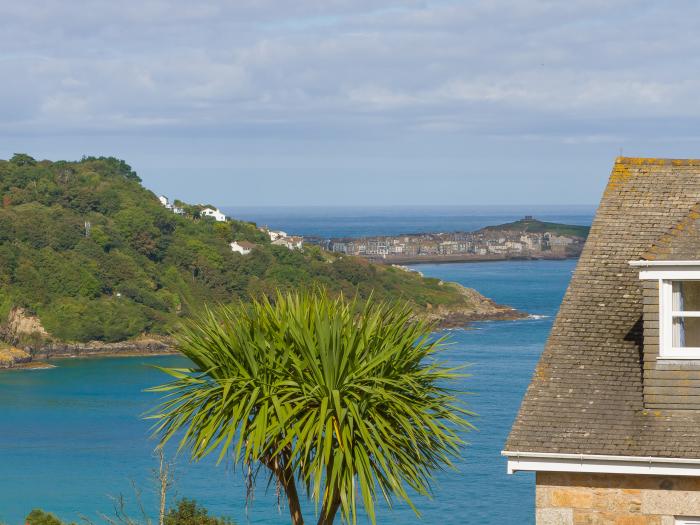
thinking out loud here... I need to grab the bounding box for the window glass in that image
[672,281,700,311]
[671,281,700,349]
[673,317,700,347]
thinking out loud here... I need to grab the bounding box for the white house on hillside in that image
[159,195,185,215]
[230,241,256,255]
[259,227,288,241]
[272,236,303,250]
[201,207,226,222]
[269,230,287,241]
[158,195,172,209]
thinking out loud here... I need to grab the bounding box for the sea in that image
[0,206,594,525]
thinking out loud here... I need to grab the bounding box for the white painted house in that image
[259,227,288,241]
[268,230,287,241]
[272,236,304,250]
[201,207,227,222]
[230,241,256,255]
[159,195,185,215]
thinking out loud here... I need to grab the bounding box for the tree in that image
[164,499,235,525]
[26,510,72,525]
[148,291,473,525]
[10,153,37,166]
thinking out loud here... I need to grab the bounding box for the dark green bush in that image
[164,498,235,525]
[25,509,72,525]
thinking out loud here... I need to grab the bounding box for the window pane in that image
[673,281,700,311]
[673,316,700,347]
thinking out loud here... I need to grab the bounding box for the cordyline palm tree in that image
[148,290,473,525]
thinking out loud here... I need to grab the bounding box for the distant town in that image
[307,217,589,264]
[158,195,589,264]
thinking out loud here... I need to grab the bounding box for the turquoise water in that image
[0,259,575,524]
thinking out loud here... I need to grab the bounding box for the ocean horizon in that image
[225,204,595,239]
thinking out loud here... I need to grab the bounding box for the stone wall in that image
[537,472,700,524]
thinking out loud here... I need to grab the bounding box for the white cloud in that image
[1,0,700,142]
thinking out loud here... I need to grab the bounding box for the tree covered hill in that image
[483,217,590,238]
[0,154,512,344]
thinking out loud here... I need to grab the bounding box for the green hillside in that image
[483,217,590,238]
[0,154,488,343]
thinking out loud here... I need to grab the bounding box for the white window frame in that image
[676,518,700,525]
[660,279,700,359]
[630,261,700,361]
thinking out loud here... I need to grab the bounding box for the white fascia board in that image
[641,269,700,280]
[502,451,700,476]
[629,261,700,279]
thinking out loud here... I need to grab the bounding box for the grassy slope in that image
[0,155,480,343]
[482,218,590,238]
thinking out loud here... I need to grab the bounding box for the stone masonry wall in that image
[537,472,700,524]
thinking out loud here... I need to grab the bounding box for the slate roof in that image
[505,157,700,458]
[643,202,700,261]
[236,241,257,250]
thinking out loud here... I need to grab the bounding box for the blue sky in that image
[1,1,699,207]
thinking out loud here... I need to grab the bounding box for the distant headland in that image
[306,217,590,264]
[0,154,528,368]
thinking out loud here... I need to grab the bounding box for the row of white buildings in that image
[330,230,581,259]
[158,195,303,255]
[230,229,304,255]
[158,195,227,222]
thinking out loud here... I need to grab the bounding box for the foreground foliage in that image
[26,510,74,525]
[149,291,474,525]
[24,499,233,525]
[0,154,473,343]
[164,499,235,525]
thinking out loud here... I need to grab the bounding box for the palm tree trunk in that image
[282,471,305,525]
[265,451,305,525]
[316,489,341,525]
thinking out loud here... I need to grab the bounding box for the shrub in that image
[164,498,235,525]
[25,509,71,525]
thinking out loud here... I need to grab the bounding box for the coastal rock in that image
[425,283,527,328]
[31,335,177,360]
[1,307,49,344]
[0,346,32,369]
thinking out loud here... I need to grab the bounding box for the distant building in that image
[230,241,256,255]
[158,195,175,211]
[548,233,574,246]
[201,207,227,222]
[438,241,459,255]
[159,195,186,215]
[272,236,304,250]
[263,229,288,241]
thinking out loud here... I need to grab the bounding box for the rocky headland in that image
[419,283,526,328]
[0,293,524,369]
[0,346,33,369]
